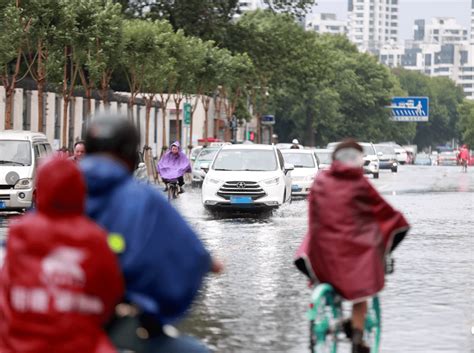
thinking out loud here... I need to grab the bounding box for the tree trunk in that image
[173,95,183,143]
[305,106,315,147]
[4,88,14,129]
[100,71,112,107]
[214,95,223,139]
[161,105,167,153]
[37,43,46,132]
[62,96,69,147]
[188,96,199,149]
[2,48,22,129]
[145,99,152,146]
[159,93,171,153]
[202,96,211,141]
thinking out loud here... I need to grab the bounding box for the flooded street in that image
[0,165,473,352]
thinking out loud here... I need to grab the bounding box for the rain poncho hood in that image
[157,141,191,180]
[81,155,211,324]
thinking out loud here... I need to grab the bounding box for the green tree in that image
[0,1,23,129]
[121,19,164,119]
[458,100,474,147]
[21,0,63,132]
[263,0,317,18]
[77,0,123,116]
[139,20,176,146]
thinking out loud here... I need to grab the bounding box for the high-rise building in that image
[305,13,347,35]
[471,0,474,43]
[347,0,399,53]
[422,17,468,45]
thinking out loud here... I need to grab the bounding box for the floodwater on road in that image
[0,165,473,353]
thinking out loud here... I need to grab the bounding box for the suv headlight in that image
[305,175,315,181]
[263,177,280,185]
[14,178,33,190]
[206,178,222,185]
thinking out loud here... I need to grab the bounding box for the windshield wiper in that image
[214,168,233,171]
[0,160,25,166]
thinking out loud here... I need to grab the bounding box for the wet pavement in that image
[0,165,473,352]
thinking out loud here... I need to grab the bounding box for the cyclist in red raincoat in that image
[295,139,409,353]
[0,157,124,353]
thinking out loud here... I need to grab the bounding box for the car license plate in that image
[230,196,253,204]
[0,201,5,209]
[292,185,302,192]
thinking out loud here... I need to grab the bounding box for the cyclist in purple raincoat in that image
[157,142,191,193]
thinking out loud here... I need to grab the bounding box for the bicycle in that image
[307,284,380,353]
[167,181,180,201]
[307,256,394,353]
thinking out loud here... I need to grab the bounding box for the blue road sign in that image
[389,97,429,122]
[261,115,275,125]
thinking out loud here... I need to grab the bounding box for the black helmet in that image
[85,114,140,170]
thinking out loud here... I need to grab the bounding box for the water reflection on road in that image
[0,166,472,352]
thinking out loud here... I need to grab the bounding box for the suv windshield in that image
[315,151,332,164]
[197,148,219,161]
[282,152,315,168]
[375,145,395,155]
[213,149,277,171]
[361,144,375,156]
[0,140,32,166]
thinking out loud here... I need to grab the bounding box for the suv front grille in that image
[0,185,13,190]
[217,181,266,201]
[0,195,10,200]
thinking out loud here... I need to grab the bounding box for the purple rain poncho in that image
[157,142,192,180]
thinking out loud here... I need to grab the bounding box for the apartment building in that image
[347,0,399,53]
[306,13,347,35]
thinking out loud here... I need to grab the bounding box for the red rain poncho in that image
[295,161,409,301]
[0,157,124,353]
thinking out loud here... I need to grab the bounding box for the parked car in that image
[281,149,319,196]
[192,146,221,186]
[414,153,432,166]
[437,151,458,166]
[327,142,380,178]
[190,146,203,162]
[374,144,398,172]
[313,148,332,170]
[394,145,408,165]
[0,131,52,211]
[201,144,293,212]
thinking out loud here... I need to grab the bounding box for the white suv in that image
[327,141,380,178]
[201,144,293,211]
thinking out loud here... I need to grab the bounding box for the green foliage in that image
[263,0,317,18]
[458,100,474,147]
[0,2,22,73]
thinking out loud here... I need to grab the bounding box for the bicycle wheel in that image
[308,283,341,353]
[364,296,381,353]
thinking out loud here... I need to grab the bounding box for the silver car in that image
[192,147,221,186]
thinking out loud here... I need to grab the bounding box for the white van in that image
[0,131,52,211]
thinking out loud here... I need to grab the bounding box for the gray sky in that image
[312,0,471,42]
